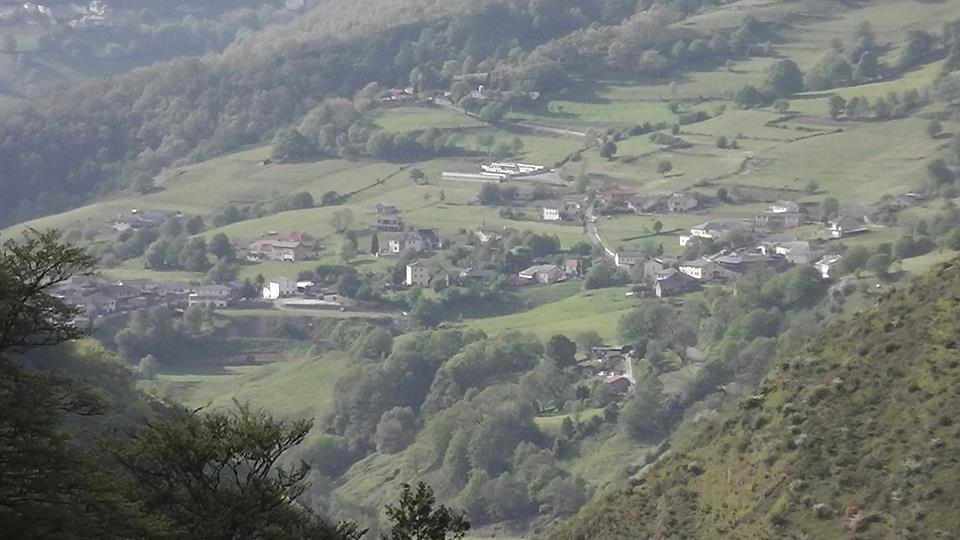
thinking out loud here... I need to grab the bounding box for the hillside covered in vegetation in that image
[3,0,960,537]
[550,259,960,539]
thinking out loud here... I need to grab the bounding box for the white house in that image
[541,201,579,221]
[405,260,430,287]
[387,233,426,254]
[262,278,296,300]
[830,216,868,238]
[815,255,843,279]
[542,206,562,221]
[188,285,233,308]
[680,222,733,246]
[773,240,818,264]
[475,226,511,244]
[678,259,738,281]
[769,200,801,214]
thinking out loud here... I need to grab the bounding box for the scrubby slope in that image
[550,259,960,539]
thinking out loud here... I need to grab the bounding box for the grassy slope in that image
[142,348,354,459]
[143,350,350,415]
[465,286,636,342]
[550,258,960,539]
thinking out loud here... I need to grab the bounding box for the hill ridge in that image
[549,259,960,539]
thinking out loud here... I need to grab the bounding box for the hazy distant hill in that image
[550,260,960,539]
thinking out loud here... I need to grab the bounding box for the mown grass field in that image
[465,286,636,342]
[143,350,351,419]
[373,106,484,131]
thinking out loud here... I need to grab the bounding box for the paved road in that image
[585,204,616,260]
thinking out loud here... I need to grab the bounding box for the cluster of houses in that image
[400,257,580,289]
[568,345,636,393]
[52,273,350,323]
[597,189,700,215]
[613,228,866,299]
[374,203,442,255]
[52,276,244,324]
[379,87,418,104]
[599,195,902,297]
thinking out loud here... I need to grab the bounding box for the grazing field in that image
[900,249,960,276]
[373,106,484,131]
[509,96,691,130]
[466,287,635,342]
[733,117,934,202]
[142,350,351,417]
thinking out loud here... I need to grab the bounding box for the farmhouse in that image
[540,205,563,221]
[375,203,404,232]
[666,193,699,213]
[643,257,678,283]
[262,278,296,300]
[814,255,843,279]
[679,258,738,282]
[518,264,565,284]
[188,285,234,308]
[385,229,438,254]
[614,251,645,268]
[591,345,633,361]
[770,240,819,264]
[714,252,787,274]
[768,200,801,214]
[680,221,734,246]
[278,231,316,248]
[405,260,430,287]
[654,268,698,297]
[541,201,580,221]
[755,212,806,230]
[597,188,639,207]
[249,233,315,262]
[270,241,309,262]
[885,192,928,210]
[626,195,666,214]
[603,375,633,394]
[830,216,868,238]
[475,226,513,243]
[387,233,424,254]
[111,217,144,232]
